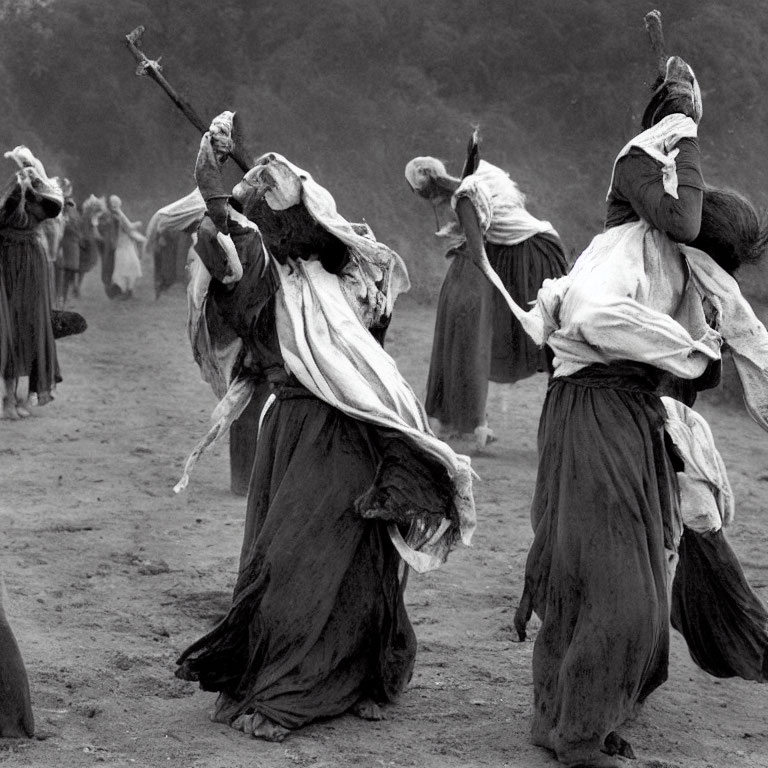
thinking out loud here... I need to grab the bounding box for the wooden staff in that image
[124,26,252,173]
[644,10,667,78]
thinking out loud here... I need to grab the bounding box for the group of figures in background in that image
[0,139,202,422]
[0,144,177,422]
[39,188,147,305]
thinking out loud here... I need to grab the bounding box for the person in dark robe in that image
[0,146,63,419]
[174,114,476,741]
[405,146,567,448]
[511,57,768,766]
[55,180,82,307]
[0,576,34,739]
[99,196,124,300]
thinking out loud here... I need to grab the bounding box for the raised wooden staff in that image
[124,26,252,173]
[644,9,667,78]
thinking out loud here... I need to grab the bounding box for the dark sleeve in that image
[611,138,705,243]
[205,218,280,341]
[655,358,722,407]
[454,196,486,259]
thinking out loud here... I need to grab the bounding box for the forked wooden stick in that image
[644,10,667,78]
[124,26,252,173]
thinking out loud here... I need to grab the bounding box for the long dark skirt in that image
[425,251,495,433]
[520,363,677,765]
[0,229,60,395]
[176,387,418,730]
[672,526,768,681]
[229,383,274,497]
[487,232,567,383]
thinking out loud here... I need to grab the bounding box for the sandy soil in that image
[1,266,767,768]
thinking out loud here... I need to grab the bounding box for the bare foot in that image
[531,726,553,752]
[351,697,385,721]
[474,425,495,450]
[602,732,635,759]
[231,712,289,742]
[36,392,54,406]
[1,402,19,420]
[15,402,31,418]
[209,692,239,724]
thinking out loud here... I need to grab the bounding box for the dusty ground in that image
[1,265,767,768]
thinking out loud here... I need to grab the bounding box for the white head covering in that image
[237,152,411,314]
[404,156,450,193]
[2,145,63,220]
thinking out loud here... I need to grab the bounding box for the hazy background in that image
[2,0,766,300]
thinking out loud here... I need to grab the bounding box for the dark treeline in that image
[2,0,767,299]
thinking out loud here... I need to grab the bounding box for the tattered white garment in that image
[681,245,768,431]
[144,188,206,259]
[522,221,722,379]
[517,224,768,434]
[452,160,557,245]
[174,210,261,492]
[274,258,476,571]
[178,201,474,571]
[662,396,734,532]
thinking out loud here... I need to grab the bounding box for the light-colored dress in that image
[110,209,146,293]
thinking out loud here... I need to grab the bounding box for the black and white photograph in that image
[1,1,767,766]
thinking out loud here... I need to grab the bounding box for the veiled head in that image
[642,56,702,129]
[233,153,304,216]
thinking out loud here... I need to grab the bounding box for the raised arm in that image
[612,137,704,243]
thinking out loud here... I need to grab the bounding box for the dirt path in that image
[1,269,767,768]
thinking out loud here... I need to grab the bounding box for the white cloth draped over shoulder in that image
[275,257,476,571]
[499,113,768,430]
[498,115,768,531]
[177,159,475,572]
[531,220,723,380]
[144,188,206,262]
[451,160,557,245]
[607,113,699,200]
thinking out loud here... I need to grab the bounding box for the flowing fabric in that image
[274,257,475,569]
[521,363,679,765]
[145,189,205,297]
[177,380,451,729]
[671,527,768,682]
